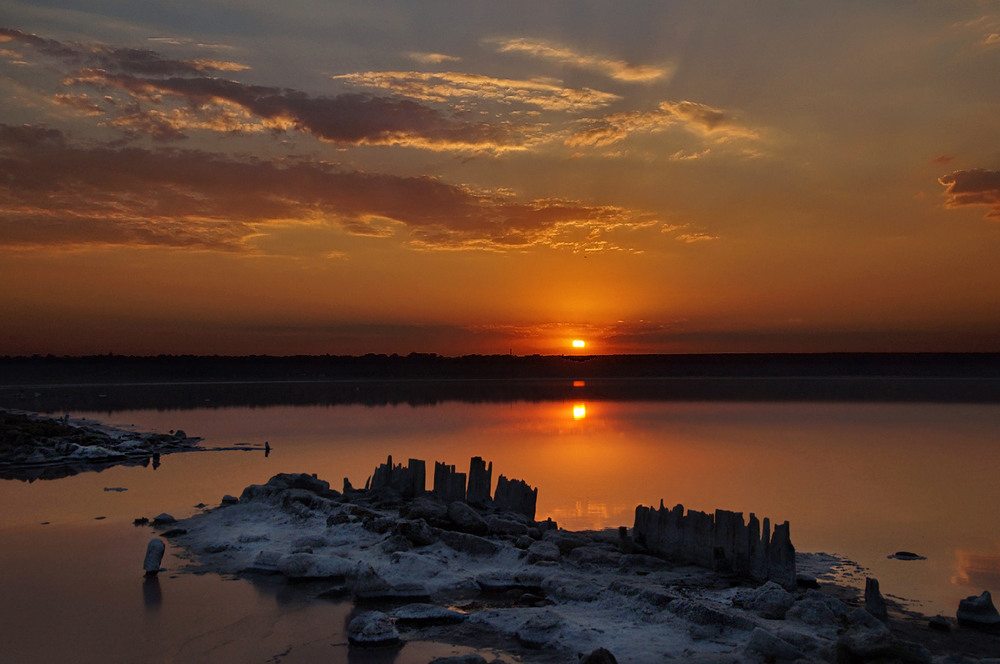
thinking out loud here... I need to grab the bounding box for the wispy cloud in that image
[491,37,673,83]
[407,52,461,64]
[938,168,1000,219]
[0,124,655,253]
[333,70,620,112]
[567,101,758,149]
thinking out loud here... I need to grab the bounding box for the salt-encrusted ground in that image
[162,472,1000,664]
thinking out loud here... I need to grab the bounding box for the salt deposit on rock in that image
[956,590,1000,630]
[164,458,997,664]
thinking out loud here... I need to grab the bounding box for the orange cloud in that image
[491,37,673,83]
[938,168,1000,219]
[333,70,620,112]
[567,100,758,149]
[0,124,653,253]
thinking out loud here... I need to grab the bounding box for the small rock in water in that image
[103,487,127,492]
[347,611,401,648]
[220,495,239,505]
[133,517,149,526]
[956,591,1000,630]
[152,513,176,525]
[143,538,165,576]
[887,551,926,561]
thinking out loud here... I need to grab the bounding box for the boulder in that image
[732,581,794,619]
[393,519,438,547]
[526,540,561,563]
[957,591,1000,630]
[516,610,563,648]
[786,589,848,626]
[152,513,175,525]
[438,530,500,556]
[447,501,488,536]
[406,496,449,522]
[486,515,528,537]
[668,598,759,631]
[347,611,401,648]
[581,648,618,664]
[142,538,165,576]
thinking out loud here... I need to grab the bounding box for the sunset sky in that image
[2,1,999,356]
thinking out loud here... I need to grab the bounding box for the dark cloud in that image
[0,27,241,76]
[82,72,516,149]
[4,28,520,150]
[938,168,1000,219]
[0,124,643,251]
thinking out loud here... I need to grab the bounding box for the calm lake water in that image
[2,389,999,662]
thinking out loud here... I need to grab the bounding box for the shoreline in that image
[0,408,263,481]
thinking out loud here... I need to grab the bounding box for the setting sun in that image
[572,339,586,349]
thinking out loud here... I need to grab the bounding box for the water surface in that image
[2,395,999,661]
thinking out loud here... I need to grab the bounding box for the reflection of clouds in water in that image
[548,498,631,531]
[954,546,1000,590]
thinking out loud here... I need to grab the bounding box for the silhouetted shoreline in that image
[2,353,999,411]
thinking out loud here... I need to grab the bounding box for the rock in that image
[544,530,590,555]
[786,589,848,626]
[516,610,563,648]
[347,611,401,648]
[541,574,602,601]
[466,456,493,504]
[928,615,951,632]
[581,648,618,664]
[447,501,488,536]
[526,540,561,563]
[888,551,926,560]
[864,577,888,621]
[133,517,149,526]
[406,496,449,522]
[668,598,759,631]
[485,515,528,537]
[246,550,282,574]
[493,474,537,520]
[393,519,437,547]
[617,553,668,573]
[795,572,820,588]
[433,461,466,503]
[732,581,794,619]
[957,591,1000,630]
[438,530,500,556]
[142,538,165,576]
[152,513,175,525]
[174,430,187,439]
[392,603,467,626]
[220,494,239,505]
[428,656,487,664]
[277,552,354,580]
[746,627,803,662]
[569,546,622,567]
